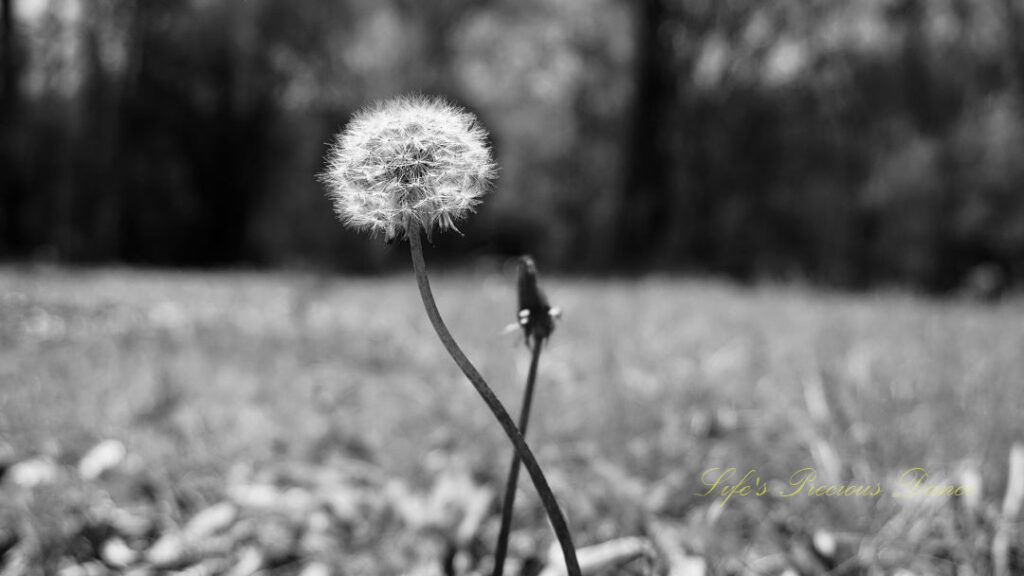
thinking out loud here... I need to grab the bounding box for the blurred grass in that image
[2,266,1024,573]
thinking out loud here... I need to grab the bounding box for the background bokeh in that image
[3,0,1024,291]
[3,3,1024,574]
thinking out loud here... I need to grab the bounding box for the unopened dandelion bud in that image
[517,255,557,345]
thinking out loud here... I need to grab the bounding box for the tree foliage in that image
[1,0,1023,290]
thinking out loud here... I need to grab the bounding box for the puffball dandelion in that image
[320,95,580,575]
[321,95,497,240]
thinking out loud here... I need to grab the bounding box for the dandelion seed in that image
[320,95,498,241]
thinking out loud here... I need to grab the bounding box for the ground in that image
[1,266,1023,575]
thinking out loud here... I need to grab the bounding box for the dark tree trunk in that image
[898,0,940,134]
[78,8,123,260]
[615,0,671,268]
[1003,0,1024,95]
[1,0,12,108]
[1,0,22,255]
[116,0,147,262]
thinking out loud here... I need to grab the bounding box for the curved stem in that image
[407,226,580,576]
[492,337,544,576]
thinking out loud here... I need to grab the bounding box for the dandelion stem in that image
[407,225,580,576]
[492,336,544,576]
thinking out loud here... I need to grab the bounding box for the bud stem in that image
[407,224,580,576]
[492,336,544,576]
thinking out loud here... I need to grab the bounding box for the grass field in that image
[1,266,1023,575]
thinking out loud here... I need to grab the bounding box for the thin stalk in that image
[492,336,544,576]
[407,225,580,576]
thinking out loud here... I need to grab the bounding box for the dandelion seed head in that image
[321,95,498,239]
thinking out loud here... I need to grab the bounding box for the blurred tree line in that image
[2,0,1024,291]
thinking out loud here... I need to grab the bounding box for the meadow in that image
[1,266,1022,575]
